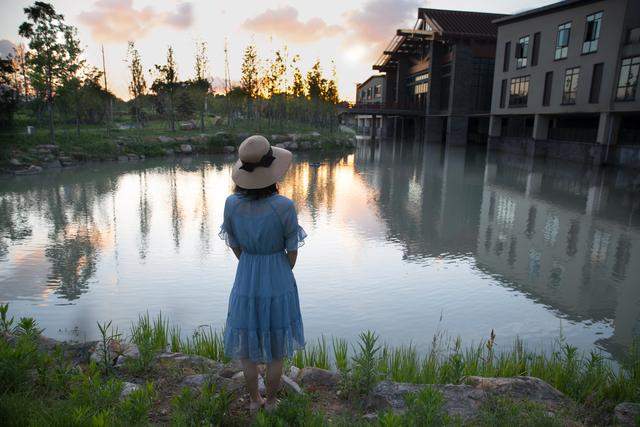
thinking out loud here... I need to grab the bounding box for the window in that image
[503,41,510,72]
[582,11,602,54]
[360,90,365,101]
[616,56,640,101]
[562,67,580,104]
[531,32,541,66]
[543,71,553,106]
[509,76,530,107]
[500,79,507,108]
[555,22,571,60]
[374,84,381,97]
[589,63,603,103]
[515,36,530,68]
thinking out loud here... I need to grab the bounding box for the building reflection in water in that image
[0,142,638,359]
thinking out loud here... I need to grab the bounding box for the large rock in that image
[298,367,339,389]
[59,156,75,167]
[155,352,221,371]
[120,382,140,399]
[14,165,43,175]
[222,145,236,154]
[90,341,139,366]
[180,120,197,131]
[179,144,193,154]
[42,159,62,169]
[9,158,22,167]
[36,144,58,153]
[288,142,298,151]
[614,402,640,426]
[158,136,175,143]
[219,360,243,378]
[282,375,303,395]
[369,377,571,422]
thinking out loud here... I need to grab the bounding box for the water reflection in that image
[0,141,638,360]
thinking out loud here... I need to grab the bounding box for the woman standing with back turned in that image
[220,135,306,412]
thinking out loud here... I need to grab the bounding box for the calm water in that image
[1,139,639,362]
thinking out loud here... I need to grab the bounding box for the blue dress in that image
[220,193,306,363]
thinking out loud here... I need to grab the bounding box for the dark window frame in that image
[543,71,553,106]
[531,32,541,66]
[503,41,511,72]
[555,22,571,60]
[562,67,580,105]
[615,56,640,102]
[515,35,530,69]
[500,79,507,108]
[589,63,603,104]
[582,11,603,54]
[509,75,530,107]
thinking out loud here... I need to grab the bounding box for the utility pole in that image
[101,45,111,136]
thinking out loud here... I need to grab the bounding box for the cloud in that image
[78,0,194,43]
[342,0,421,60]
[243,6,343,44]
[0,39,16,59]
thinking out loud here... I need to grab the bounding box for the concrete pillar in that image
[425,116,443,144]
[525,171,543,197]
[370,114,377,140]
[488,116,502,137]
[586,184,609,215]
[446,116,468,145]
[483,163,498,184]
[597,112,621,145]
[532,114,550,140]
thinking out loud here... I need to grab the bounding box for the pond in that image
[1,139,639,363]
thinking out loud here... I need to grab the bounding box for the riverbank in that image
[1,306,638,426]
[0,122,356,176]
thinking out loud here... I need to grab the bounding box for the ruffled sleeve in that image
[219,197,240,248]
[283,202,307,251]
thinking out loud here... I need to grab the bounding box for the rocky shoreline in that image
[12,331,639,426]
[2,128,357,176]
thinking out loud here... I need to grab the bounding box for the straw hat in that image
[232,135,292,189]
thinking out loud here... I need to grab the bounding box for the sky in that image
[0,0,555,102]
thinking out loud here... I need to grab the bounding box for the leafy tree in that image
[306,59,325,100]
[176,89,196,118]
[289,54,305,98]
[19,1,82,143]
[126,41,147,127]
[193,40,210,130]
[0,58,19,129]
[264,48,287,98]
[324,61,339,104]
[152,46,178,131]
[240,43,259,99]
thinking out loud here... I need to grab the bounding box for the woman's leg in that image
[266,358,283,404]
[241,358,264,406]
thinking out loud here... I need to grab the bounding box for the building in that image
[489,0,640,168]
[352,8,506,143]
[354,75,386,135]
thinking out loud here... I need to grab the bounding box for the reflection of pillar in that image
[425,116,443,144]
[484,162,497,184]
[586,185,609,215]
[439,144,468,233]
[525,172,543,197]
[488,116,501,137]
[532,114,550,140]
[596,112,621,145]
[446,116,468,146]
[371,114,377,140]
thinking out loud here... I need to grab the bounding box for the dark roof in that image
[493,0,598,25]
[419,8,508,38]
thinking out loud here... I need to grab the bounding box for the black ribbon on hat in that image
[239,148,276,172]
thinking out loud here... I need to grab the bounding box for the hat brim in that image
[231,146,293,189]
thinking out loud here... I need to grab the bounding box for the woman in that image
[220,135,306,412]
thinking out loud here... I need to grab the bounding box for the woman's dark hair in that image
[234,183,278,200]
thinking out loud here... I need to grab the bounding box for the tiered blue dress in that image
[220,193,306,363]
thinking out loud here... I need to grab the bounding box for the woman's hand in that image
[287,250,298,269]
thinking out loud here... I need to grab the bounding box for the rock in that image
[270,134,288,143]
[298,141,311,150]
[59,156,75,167]
[614,402,640,426]
[369,377,571,422]
[298,367,339,389]
[282,375,303,395]
[220,360,243,378]
[164,149,175,156]
[340,125,356,135]
[116,123,135,130]
[222,145,236,154]
[289,365,301,380]
[117,155,129,162]
[41,159,62,169]
[209,374,245,395]
[155,352,221,371]
[9,158,22,167]
[158,136,175,143]
[14,165,43,175]
[362,413,378,421]
[120,382,140,399]
[275,143,287,149]
[179,144,193,154]
[91,341,139,366]
[211,116,223,126]
[36,144,58,152]
[180,120,197,131]
[182,374,208,388]
[127,154,139,161]
[287,133,301,142]
[288,142,298,151]
[190,134,209,143]
[139,154,146,160]
[309,131,321,137]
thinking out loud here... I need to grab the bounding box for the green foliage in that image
[403,387,449,426]
[171,383,233,426]
[252,393,326,427]
[96,320,121,373]
[0,303,15,333]
[332,337,349,373]
[292,336,330,370]
[348,331,382,398]
[475,396,566,427]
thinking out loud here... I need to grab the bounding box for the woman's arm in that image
[287,250,298,269]
[232,247,242,260]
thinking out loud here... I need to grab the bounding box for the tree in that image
[240,43,259,99]
[126,41,147,127]
[152,46,178,131]
[0,58,19,129]
[193,40,210,130]
[19,1,82,144]
[264,48,287,98]
[306,59,324,100]
[324,61,339,104]
[289,54,305,98]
